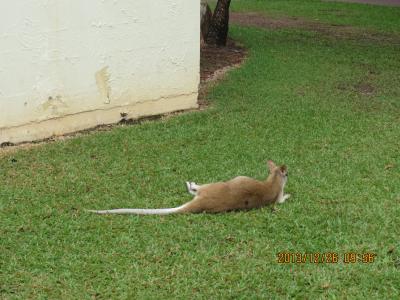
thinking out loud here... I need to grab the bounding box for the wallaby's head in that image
[267,160,288,184]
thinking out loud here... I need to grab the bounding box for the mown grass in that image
[231,0,400,33]
[1,1,400,299]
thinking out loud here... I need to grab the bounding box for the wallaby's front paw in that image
[277,194,291,204]
[283,194,291,201]
[185,181,191,192]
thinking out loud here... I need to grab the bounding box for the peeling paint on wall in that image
[41,95,67,116]
[0,0,200,143]
[95,67,111,104]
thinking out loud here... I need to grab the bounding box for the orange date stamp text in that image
[276,252,376,264]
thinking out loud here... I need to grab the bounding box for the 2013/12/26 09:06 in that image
[276,252,377,264]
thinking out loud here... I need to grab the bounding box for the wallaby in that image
[87,160,290,215]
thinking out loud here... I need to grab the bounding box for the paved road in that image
[332,0,400,6]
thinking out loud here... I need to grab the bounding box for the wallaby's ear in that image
[280,165,288,175]
[267,160,276,171]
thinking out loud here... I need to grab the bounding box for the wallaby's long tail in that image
[87,204,187,215]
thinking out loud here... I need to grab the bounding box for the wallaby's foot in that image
[186,181,199,196]
[271,205,279,213]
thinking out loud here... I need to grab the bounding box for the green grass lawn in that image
[231,0,400,32]
[1,1,400,298]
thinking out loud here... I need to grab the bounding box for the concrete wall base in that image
[0,93,198,145]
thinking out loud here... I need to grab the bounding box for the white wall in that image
[0,1,199,144]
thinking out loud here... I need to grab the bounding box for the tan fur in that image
[88,160,289,215]
[180,161,287,213]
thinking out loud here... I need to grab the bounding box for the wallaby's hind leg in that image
[186,181,200,196]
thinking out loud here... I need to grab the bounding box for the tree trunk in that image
[200,1,212,47]
[206,0,231,47]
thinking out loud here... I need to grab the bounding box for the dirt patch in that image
[335,77,396,113]
[200,39,246,82]
[336,65,378,97]
[354,82,375,95]
[198,38,247,107]
[230,12,400,43]
[337,80,376,97]
[231,12,322,30]
[229,11,361,34]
